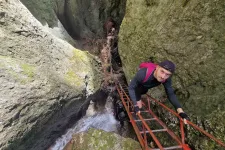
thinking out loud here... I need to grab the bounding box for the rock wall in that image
[0,0,102,149]
[19,0,77,47]
[20,0,126,40]
[119,0,225,149]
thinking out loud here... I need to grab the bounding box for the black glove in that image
[179,112,190,120]
[134,106,140,114]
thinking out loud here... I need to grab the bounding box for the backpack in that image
[139,62,166,83]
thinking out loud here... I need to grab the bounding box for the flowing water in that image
[50,97,121,150]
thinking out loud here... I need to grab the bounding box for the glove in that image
[179,112,190,121]
[134,106,140,114]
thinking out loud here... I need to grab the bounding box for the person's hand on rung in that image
[179,112,190,124]
[134,106,140,115]
[136,100,142,108]
[134,100,142,115]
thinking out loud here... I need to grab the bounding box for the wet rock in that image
[63,128,141,150]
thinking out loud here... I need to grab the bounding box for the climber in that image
[128,60,190,123]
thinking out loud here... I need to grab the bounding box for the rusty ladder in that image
[116,82,225,150]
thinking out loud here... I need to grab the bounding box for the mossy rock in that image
[64,49,102,92]
[64,128,141,150]
[0,55,36,84]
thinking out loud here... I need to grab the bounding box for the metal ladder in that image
[116,82,225,150]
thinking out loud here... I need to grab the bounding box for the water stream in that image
[50,97,120,150]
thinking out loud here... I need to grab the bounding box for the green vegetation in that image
[0,56,36,84]
[21,63,35,78]
[65,70,83,87]
[68,49,102,91]
[69,128,141,150]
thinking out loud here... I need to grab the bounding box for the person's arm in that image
[163,78,183,112]
[163,79,190,123]
[128,68,146,105]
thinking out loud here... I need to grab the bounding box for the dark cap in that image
[158,60,176,73]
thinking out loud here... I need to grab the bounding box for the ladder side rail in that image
[118,83,134,107]
[180,120,185,144]
[118,83,153,150]
[147,94,225,148]
[187,120,225,148]
[118,83,189,149]
[118,83,164,149]
[142,124,149,150]
[138,114,165,150]
[144,96,183,146]
[118,83,190,149]
[146,94,181,119]
[146,95,188,146]
[116,85,146,149]
[145,106,183,146]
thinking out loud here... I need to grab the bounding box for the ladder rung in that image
[131,111,148,114]
[140,129,167,134]
[134,118,156,122]
[152,145,182,150]
[140,111,148,113]
[152,129,167,132]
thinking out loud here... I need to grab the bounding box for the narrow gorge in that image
[0,0,225,150]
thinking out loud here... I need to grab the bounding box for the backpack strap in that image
[139,62,157,83]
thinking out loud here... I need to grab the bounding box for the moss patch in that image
[67,49,102,92]
[66,128,141,150]
[0,55,36,84]
[65,70,84,87]
[21,64,35,78]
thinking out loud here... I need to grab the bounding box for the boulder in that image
[63,128,141,150]
[119,0,225,149]
[0,0,102,149]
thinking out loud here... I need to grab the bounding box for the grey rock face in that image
[20,0,126,40]
[62,0,126,39]
[0,0,102,149]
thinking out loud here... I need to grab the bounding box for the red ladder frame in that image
[116,82,225,150]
